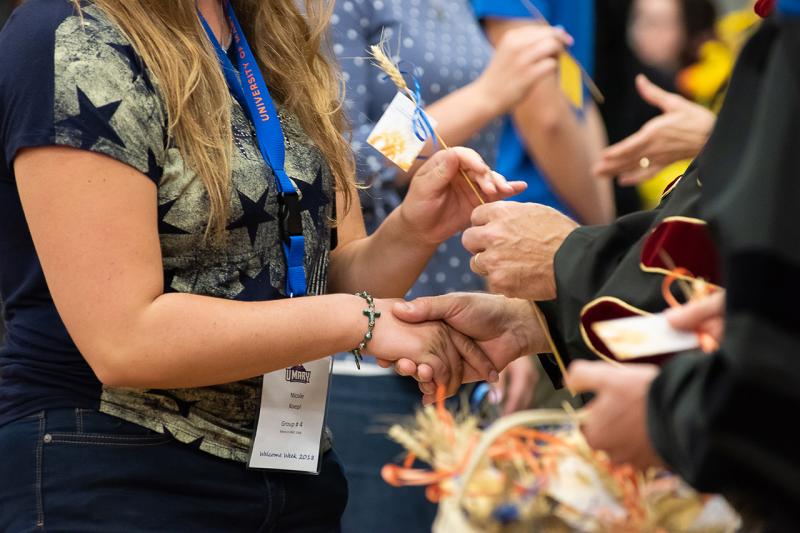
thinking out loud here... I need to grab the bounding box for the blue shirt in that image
[471,0,595,217]
[780,0,800,14]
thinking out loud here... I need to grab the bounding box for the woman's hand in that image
[387,293,545,403]
[462,202,579,300]
[474,24,573,116]
[365,298,500,397]
[397,148,527,246]
[593,74,716,185]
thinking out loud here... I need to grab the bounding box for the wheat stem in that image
[369,44,485,205]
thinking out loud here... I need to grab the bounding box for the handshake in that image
[361,292,549,404]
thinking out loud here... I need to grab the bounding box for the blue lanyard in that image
[199,4,307,297]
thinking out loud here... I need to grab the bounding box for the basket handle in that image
[454,409,585,506]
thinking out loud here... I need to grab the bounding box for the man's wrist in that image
[519,299,552,355]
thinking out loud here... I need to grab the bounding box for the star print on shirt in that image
[163,268,178,293]
[163,427,204,450]
[174,398,198,418]
[158,199,189,235]
[145,149,162,183]
[105,42,137,80]
[236,265,281,301]
[294,166,330,228]
[106,41,156,94]
[56,87,125,150]
[227,189,274,246]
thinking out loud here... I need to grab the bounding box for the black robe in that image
[539,15,800,526]
[649,16,800,527]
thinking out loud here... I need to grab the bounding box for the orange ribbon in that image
[661,267,720,353]
[381,384,642,522]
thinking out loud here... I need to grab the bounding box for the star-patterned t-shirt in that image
[0,0,335,461]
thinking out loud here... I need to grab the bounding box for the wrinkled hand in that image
[496,356,539,415]
[475,25,572,115]
[366,298,498,397]
[664,291,725,346]
[566,361,664,470]
[398,148,527,246]
[382,292,545,404]
[593,74,716,186]
[462,202,578,300]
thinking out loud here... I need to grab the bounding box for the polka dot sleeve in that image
[331,0,402,195]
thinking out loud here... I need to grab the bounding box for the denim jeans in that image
[327,375,437,533]
[0,408,348,532]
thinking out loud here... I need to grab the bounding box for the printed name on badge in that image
[248,357,332,473]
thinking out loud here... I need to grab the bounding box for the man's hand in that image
[665,291,725,346]
[367,298,499,397]
[593,74,715,186]
[386,292,546,404]
[566,361,664,470]
[462,202,578,300]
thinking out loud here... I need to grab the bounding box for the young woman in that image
[0,0,528,530]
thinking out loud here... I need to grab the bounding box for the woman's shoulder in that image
[0,0,165,183]
[1,0,115,45]
[0,0,136,80]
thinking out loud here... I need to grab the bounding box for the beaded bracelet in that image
[351,291,381,369]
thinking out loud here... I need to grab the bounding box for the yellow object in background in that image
[559,52,583,110]
[637,160,691,210]
[677,40,734,107]
[717,8,760,52]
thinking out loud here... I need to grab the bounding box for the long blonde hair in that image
[74,0,355,240]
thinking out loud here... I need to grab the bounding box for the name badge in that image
[248,357,332,473]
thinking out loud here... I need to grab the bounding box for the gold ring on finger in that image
[639,156,651,169]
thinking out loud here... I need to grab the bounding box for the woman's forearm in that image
[328,206,437,297]
[513,78,614,225]
[92,292,368,389]
[424,81,500,149]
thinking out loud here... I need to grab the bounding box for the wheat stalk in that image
[369,43,485,205]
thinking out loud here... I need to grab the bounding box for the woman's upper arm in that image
[15,146,163,372]
[333,185,367,249]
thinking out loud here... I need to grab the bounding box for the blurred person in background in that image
[327,2,566,530]
[594,0,718,212]
[471,0,614,227]
[596,0,762,211]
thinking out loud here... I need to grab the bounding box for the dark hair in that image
[679,0,717,66]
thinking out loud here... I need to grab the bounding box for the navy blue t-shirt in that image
[0,1,104,424]
[0,0,335,462]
